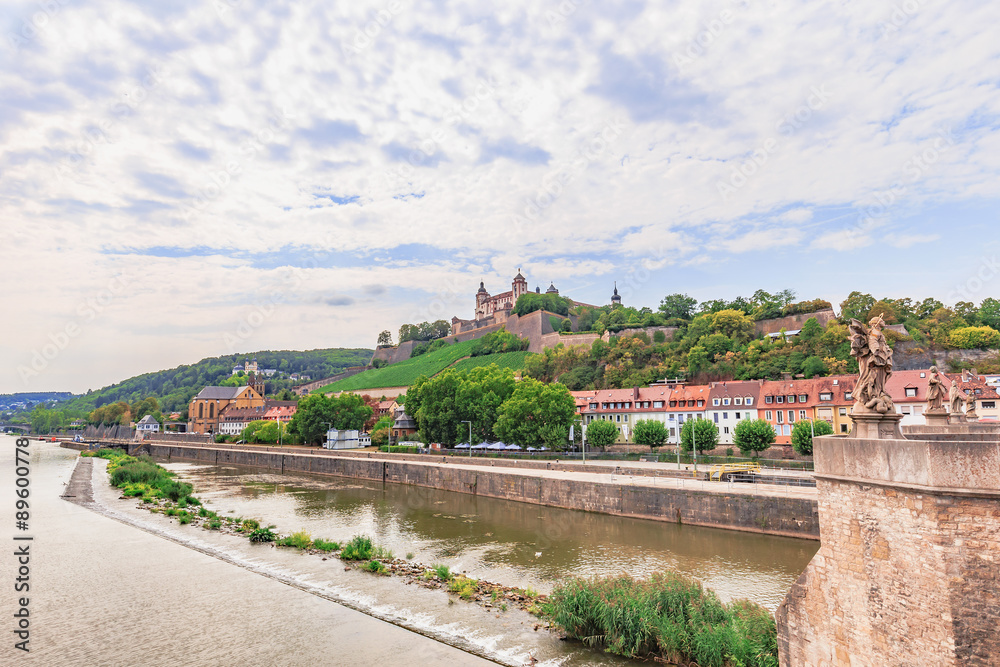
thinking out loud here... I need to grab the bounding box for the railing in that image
[705,461,762,481]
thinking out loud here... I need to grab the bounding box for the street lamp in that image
[460,420,472,457]
[322,421,333,450]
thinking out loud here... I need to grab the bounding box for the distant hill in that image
[0,392,74,411]
[62,348,373,415]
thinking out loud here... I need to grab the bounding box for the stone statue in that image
[949,381,965,414]
[926,366,945,412]
[966,392,979,421]
[849,315,894,414]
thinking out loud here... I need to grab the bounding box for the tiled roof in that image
[193,386,241,400]
[137,415,158,425]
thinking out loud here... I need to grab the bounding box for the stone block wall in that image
[777,434,1000,666]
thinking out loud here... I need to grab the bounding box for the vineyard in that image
[317,340,482,392]
[449,351,530,373]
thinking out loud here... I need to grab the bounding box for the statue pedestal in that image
[849,412,905,440]
[924,409,949,426]
[948,412,968,425]
[966,412,980,423]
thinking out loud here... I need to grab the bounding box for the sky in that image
[1,0,999,394]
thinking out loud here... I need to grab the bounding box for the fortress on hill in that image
[451,269,617,335]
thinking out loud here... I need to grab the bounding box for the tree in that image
[979,298,1000,330]
[680,419,719,453]
[494,378,578,449]
[840,291,875,322]
[801,355,827,378]
[709,309,754,341]
[949,326,1000,349]
[377,330,393,347]
[867,299,899,324]
[371,427,390,448]
[658,293,698,320]
[791,419,834,455]
[917,297,945,319]
[733,418,776,458]
[632,419,669,449]
[287,393,374,445]
[584,419,619,448]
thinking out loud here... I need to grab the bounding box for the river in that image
[1,439,817,666]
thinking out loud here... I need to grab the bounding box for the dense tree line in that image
[398,320,451,344]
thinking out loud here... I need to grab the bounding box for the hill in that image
[61,348,373,415]
[317,340,482,393]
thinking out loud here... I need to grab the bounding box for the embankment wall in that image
[144,444,819,539]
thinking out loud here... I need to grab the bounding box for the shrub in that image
[176,511,193,525]
[362,560,388,574]
[249,526,277,543]
[432,564,452,581]
[585,419,620,447]
[241,518,260,532]
[207,518,222,530]
[339,535,393,561]
[550,572,778,665]
[276,531,313,549]
[448,576,478,600]
[791,419,834,456]
[313,538,340,552]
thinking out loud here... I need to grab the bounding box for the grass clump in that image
[276,531,313,549]
[432,564,453,581]
[405,552,414,560]
[448,576,479,601]
[339,535,393,561]
[240,519,260,533]
[362,560,388,574]
[206,518,222,530]
[313,538,340,552]
[176,511,193,525]
[549,572,778,666]
[248,525,277,543]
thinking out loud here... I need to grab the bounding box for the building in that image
[760,379,815,444]
[324,428,361,449]
[188,383,266,434]
[664,384,710,444]
[263,401,298,424]
[217,405,271,436]
[136,414,159,435]
[707,380,762,445]
[575,387,672,443]
[886,369,936,426]
[810,376,855,434]
[391,406,418,441]
[947,370,1000,421]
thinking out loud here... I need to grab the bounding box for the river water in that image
[1,440,817,666]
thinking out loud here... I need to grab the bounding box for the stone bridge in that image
[0,423,30,433]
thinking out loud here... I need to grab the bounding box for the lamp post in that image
[322,421,333,450]
[461,420,472,458]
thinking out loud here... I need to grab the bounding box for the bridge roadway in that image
[134,441,818,501]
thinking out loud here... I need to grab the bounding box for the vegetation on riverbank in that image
[92,450,781,665]
[550,573,778,666]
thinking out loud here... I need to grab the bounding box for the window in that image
[697,400,705,407]
[735,412,741,419]
[840,423,848,433]
[902,406,911,414]
[669,401,677,407]
[735,397,743,405]
[788,395,796,404]
[799,394,807,402]
[723,412,728,420]
[724,427,730,434]
[765,410,773,420]
[783,424,791,436]
[723,398,730,406]
[590,403,598,410]
[819,392,833,401]
[688,400,696,407]
[713,413,719,423]
[839,407,847,416]
[713,398,720,406]
[654,401,663,408]
[905,387,917,398]
[198,403,204,418]
[765,396,774,404]
[983,401,997,409]
[844,392,852,401]
[777,411,784,424]
[777,396,785,404]
[746,397,753,405]
[624,415,629,422]
[800,410,807,420]
[788,410,795,423]
[209,403,215,418]
[616,415,621,422]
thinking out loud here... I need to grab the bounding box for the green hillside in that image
[62,348,373,415]
[318,340,484,392]
[449,351,530,373]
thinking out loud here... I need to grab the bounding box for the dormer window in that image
[798,394,807,402]
[765,396,774,404]
[845,392,852,401]
[746,397,753,405]
[776,396,785,404]
[819,392,833,401]
[787,395,796,404]
[713,398,720,406]
[734,397,743,405]
[723,398,730,406]
[905,387,917,398]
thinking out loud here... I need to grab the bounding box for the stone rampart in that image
[777,433,1000,666]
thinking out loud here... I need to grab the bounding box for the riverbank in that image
[117,442,819,539]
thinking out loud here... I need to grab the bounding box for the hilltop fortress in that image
[451,269,615,335]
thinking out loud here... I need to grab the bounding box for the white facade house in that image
[707,381,763,446]
[324,428,361,449]
[136,415,160,434]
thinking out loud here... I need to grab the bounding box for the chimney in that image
[633,386,639,401]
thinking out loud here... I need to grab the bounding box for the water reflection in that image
[171,463,817,610]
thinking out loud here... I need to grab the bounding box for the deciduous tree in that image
[632,419,668,448]
[791,419,833,455]
[733,418,776,457]
[584,419,619,448]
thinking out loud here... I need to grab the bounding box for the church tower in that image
[475,280,489,319]
[512,269,528,301]
[611,282,622,306]
[247,371,266,398]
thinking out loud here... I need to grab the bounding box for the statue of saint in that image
[926,366,945,411]
[966,392,978,419]
[949,381,965,414]
[849,315,894,414]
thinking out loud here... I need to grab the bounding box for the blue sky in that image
[1,0,999,393]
